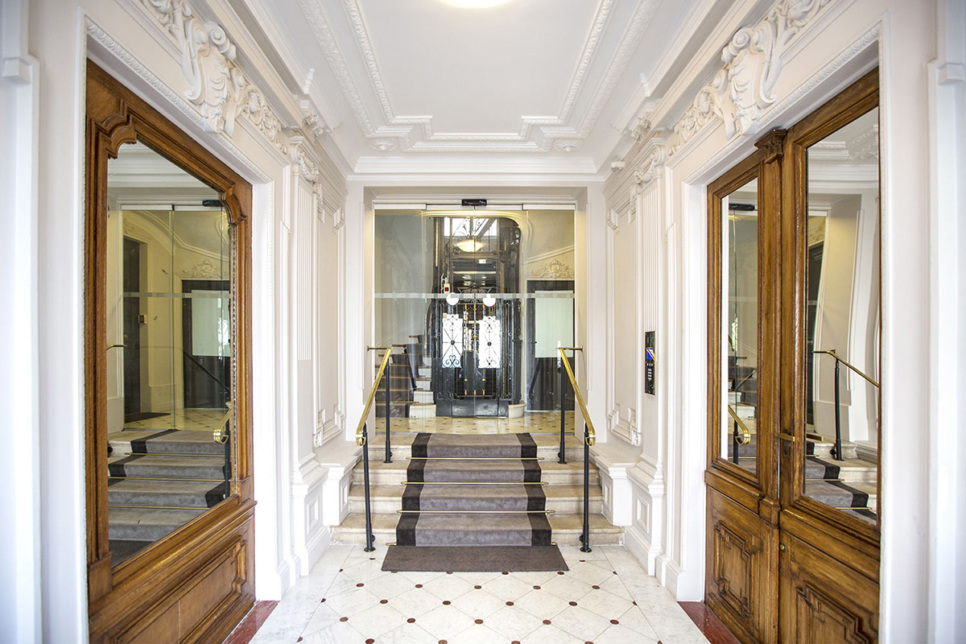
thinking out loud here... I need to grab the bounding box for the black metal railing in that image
[814,349,880,461]
[557,347,596,553]
[727,406,752,466]
[355,346,393,552]
[213,402,232,501]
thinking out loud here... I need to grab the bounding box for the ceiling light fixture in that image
[455,239,483,252]
[482,295,496,307]
[440,0,513,8]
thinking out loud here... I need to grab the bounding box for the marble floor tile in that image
[244,542,710,643]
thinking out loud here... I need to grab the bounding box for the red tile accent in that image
[474,619,483,624]
[442,600,450,605]
[339,616,348,622]
[569,601,578,606]
[609,619,619,624]
[380,599,389,604]
[407,618,416,623]
[474,585,482,589]
[542,619,551,625]
[222,600,278,644]
[679,602,741,644]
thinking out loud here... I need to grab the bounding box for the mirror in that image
[802,107,880,523]
[719,179,759,474]
[105,142,235,565]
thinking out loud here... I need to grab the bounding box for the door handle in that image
[777,432,796,442]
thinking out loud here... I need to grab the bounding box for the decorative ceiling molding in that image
[669,0,833,155]
[295,0,663,154]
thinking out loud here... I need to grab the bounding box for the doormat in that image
[382,545,568,572]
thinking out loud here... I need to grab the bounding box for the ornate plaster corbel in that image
[633,144,666,188]
[289,135,320,183]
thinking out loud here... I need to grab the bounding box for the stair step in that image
[409,403,437,418]
[108,429,226,456]
[108,507,205,541]
[108,454,226,480]
[330,512,622,547]
[108,478,227,509]
[352,459,600,487]
[349,484,603,514]
[804,480,877,511]
[364,434,584,461]
[805,456,877,484]
[807,439,858,460]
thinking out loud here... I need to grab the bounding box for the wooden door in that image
[706,70,881,643]
[777,70,880,643]
[705,131,785,644]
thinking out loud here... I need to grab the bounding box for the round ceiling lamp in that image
[482,294,496,307]
[446,293,459,306]
[439,0,513,8]
[455,239,483,252]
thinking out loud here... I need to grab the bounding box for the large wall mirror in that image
[105,143,236,564]
[86,62,254,641]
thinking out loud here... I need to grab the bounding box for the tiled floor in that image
[374,411,576,435]
[248,544,709,643]
[122,407,227,431]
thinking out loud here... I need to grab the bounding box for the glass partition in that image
[373,208,574,434]
[106,142,234,565]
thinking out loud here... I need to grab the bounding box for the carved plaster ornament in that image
[634,145,666,187]
[528,258,575,280]
[182,259,223,278]
[289,136,320,183]
[140,0,285,150]
[672,0,832,152]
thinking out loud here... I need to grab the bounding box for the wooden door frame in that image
[705,130,785,644]
[85,61,255,642]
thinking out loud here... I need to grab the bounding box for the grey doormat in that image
[382,545,568,572]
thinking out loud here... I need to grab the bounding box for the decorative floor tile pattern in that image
[248,545,709,644]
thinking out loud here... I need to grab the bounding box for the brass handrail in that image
[726,405,753,445]
[213,402,232,444]
[557,347,596,447]
[814,349,879,388]
[355,347,393,446]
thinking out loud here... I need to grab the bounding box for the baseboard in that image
[304,526,330,573]
[623,524,652,573]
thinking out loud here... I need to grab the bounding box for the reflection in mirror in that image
[720,179,758,473]
[803,107,879,524]
[106,142,234,565]
[372,209,572,434]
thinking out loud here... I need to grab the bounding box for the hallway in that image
[247,544,709,643]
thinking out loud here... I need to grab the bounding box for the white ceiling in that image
[242,0,714,176]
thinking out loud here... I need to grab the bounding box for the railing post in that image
[384,362,392,464]
[362,422,375,552]
[832,358,843,461]
[732,419,740,465]
[580,422,592,553]
[558,356,567,464]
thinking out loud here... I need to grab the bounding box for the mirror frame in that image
[85,60,254,634]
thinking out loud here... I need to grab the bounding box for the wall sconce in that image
[446,293,459,306]
[482,294,496,307]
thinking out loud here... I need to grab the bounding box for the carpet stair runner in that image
[394,433,551,550]
[106,428,229,564]
[332,433,621,549]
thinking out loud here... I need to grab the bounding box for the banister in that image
[814,349,879,388]
[557,347,596,447]
[355,347,393,447]
[726,406,753,445]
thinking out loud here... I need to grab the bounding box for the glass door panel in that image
[719,179,759,475]
[801,107,880,523]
